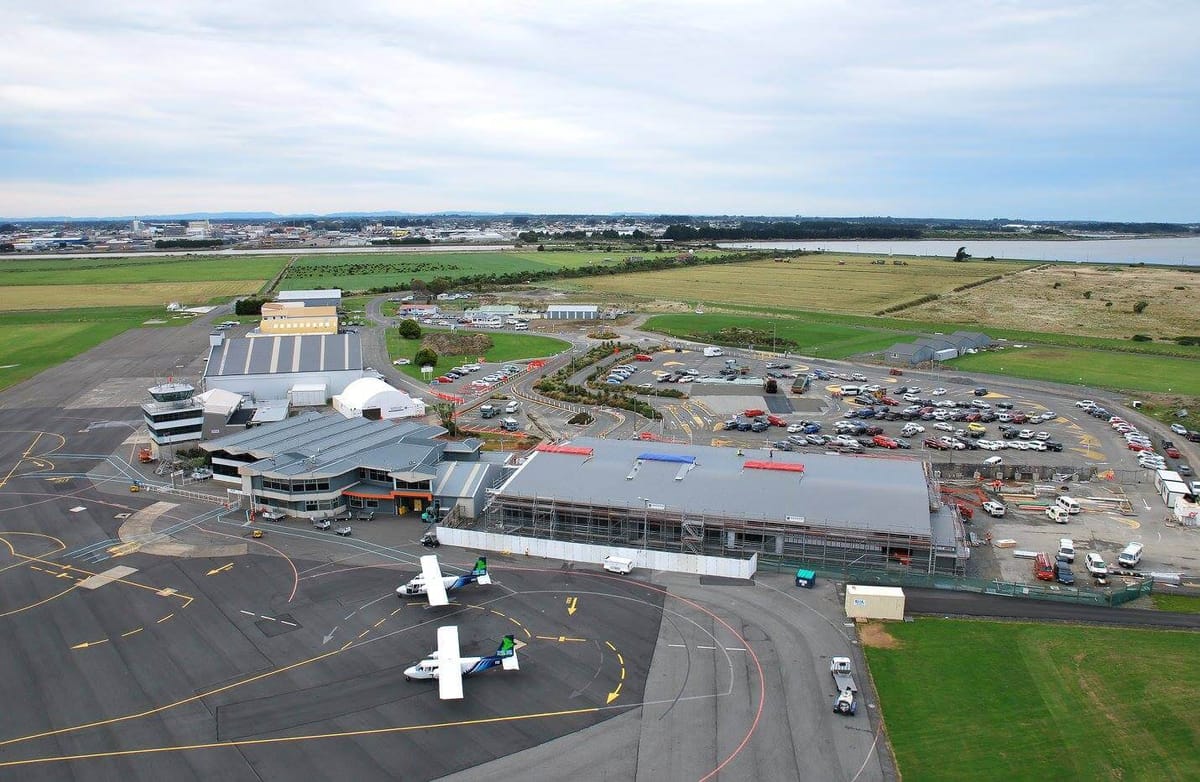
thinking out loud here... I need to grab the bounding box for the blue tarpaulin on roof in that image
[638,452,695,464]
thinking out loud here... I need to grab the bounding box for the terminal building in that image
[200,412,504,520]
[482,437,968,574]
[259,301,338,335]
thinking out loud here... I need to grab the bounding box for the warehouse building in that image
[544,304,599,320]
[259,301,338,336]
[277,288,342,308]
[482,437,968,574]
[880,342,935,366]
[202,332,364,402]
[201,412,504,520]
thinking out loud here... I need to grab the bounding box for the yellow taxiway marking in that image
[121,627,144,638]
[535,635,587,643]
[70,638,109,650]
[0,707,605,770]
[566,596,578,616]
[205,562,234,576]
[606,682,623,704]
[156,613,174,624]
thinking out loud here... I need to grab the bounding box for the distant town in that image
[2,214,1195,254]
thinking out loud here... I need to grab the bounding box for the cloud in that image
[1,0,1198,219]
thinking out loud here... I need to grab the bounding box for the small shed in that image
[289,383,327,407]
[845,584,905,620]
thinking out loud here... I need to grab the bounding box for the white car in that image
[393,358,412,366]
[1028,441,1047,451]
[907,386,921,393]
[934,422,954,432]
[787,424,804,434]
[1075,400,1095,408]
[1018,429,1035,439]
[931,388,947,396]
[1085,552,1108,576]
[470,380,491,388]
[1172,423,1189,436]
[982,500,1006,517]
[1040,412,1058,422]
[1035,431,1051,441]
[901,424,925,435]
[903,393,921,402]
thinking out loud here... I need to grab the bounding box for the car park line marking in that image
[239,610,256,617]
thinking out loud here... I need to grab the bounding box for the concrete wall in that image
[436,528,757,578]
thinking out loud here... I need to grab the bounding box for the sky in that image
[2,1,1198,221]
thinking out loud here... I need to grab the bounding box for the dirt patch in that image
[422,332,493,355]
[858,622,904,649]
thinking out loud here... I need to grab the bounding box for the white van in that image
[500,417,521,432]
[504,401,520,414]
[602,555,634,574]
[1057,538,1075,563]
[1117,542,1143,568]
[983,455,1003,466]
[1055,496,1082,514]
[839,385,861,397]
[703,346,724,357]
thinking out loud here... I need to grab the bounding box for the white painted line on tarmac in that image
[239,610,256,617]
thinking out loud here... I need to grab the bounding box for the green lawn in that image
[0,307,176,391]
[866,619,1200,782]
[1150,593,1200,613]
[946,346,1200,395]
[385,328,570,382]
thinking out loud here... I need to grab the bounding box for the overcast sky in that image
[2,1,1198,220]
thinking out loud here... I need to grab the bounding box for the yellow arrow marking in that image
[206,563,234,576]
[71,639,109,650]
[566,597,578,616]
[107,542,140,557]
[606,683,623,704]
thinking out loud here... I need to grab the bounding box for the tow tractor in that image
[830,657,859,716]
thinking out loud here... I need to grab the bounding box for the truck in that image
[480,404,498,419]
[830,657,858,693]
[703,346,723,357]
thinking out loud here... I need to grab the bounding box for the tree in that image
[1083,290,1092,299]
[537,244,546,252]
[433,402,458,436]
[1133,300,1149,314]
[414,347,439,368]
[427,277,453,296]
[397,319,421,339]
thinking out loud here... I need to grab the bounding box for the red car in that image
[767,414,787,427]
[744,408,765,418]
[879,396,899,406]
[434,375,454,384]
[923,438,947,450]
[634,354,654,361]
[873,435,898,449]
[1166,446,1182,458]
[1128,442,1151,451]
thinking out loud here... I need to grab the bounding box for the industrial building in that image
[482,437,968,574]
[202,332,364,402]
[201,412,504,520]
[259,301,338,335]
[544,304,599,320]
[276,288,343,308]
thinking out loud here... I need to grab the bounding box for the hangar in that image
[202,332,364,402]
[332,377,427,420]
[483,437,968,574]
[201,412,504,520]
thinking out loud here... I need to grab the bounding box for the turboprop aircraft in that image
[396,555,492,606]
[403,628,520,699]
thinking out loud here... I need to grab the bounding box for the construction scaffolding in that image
[482,492,966,575]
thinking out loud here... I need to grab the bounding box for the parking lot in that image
[585,344,1200,588]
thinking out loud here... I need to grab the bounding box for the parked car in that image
[1171,423,1189,436]
[313,519,332,530]
[334,525,352,536]
[973,387,988,396]
[1085,552,1108,577]
[982,500,1006,517]
[1166,446,1182,459]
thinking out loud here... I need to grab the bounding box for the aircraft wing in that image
[436,626,464,700]
[420,555,449,606]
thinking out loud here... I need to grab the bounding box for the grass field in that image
[946,346,1200,395]
[385,329,570,382]
[568,255,1032,313]
[281,250,670,291]
[644,312,925,359]
[905,263,1200,339]
[0,281,267,310]
[0,254,284,285]
[0,307,173,390]
[1150,593,1200,613]
[864,619,1200,781]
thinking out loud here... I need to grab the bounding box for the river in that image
[716,237,1200,266]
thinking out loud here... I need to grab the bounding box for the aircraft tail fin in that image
[498,634,519,670]
[473,556,492,585]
